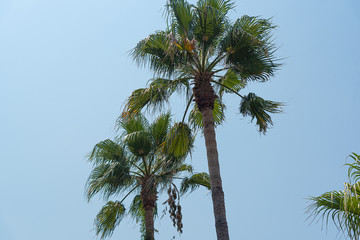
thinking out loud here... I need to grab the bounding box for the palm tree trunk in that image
[144,206,155,240]
[202,108,229,240]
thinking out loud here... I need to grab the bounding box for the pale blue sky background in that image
[1,0,359,239]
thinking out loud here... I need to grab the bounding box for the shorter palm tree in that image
[86,113,207,240]
[307,153,360,240]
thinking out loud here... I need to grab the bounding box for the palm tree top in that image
[125,0,283,134]
[132,0,280,80]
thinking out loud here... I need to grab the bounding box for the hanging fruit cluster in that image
[164,186,183,233]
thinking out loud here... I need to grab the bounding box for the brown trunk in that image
[202,108,229,240]
[144,206,155,240]
[193,72,229,240]
[141,185,157,240]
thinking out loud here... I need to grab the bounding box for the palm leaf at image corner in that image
[307,153,360,240]
[307,190,360,240]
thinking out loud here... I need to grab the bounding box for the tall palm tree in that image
[122,1,282,239]
[86,113,197,240]
[307,153,360,240]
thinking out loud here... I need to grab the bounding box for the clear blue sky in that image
[1,0,359,239]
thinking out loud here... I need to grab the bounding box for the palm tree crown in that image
[86,113,196,239]
[126,0,282,132]
[123,1,283,239]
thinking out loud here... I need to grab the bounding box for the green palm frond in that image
[180,172,211,194]
[131,31,195,77]
[88,139,127,165]
[117,112,149,134]
[216,69,246,97]
[150,112,172,147]
[188,98,225,130]
[193,0,233,46]
[158,163,193,182]
[307,153,360,240]
[239,93,283,133]
[129,195,145,223]
[122,77,190,117]
[166,0,194,37]
[347,153,360,183]
[163,122,194,158]
[220,15,279,82]
[86,162,133,200]
[131,31,177,76]
[308,190,360,240]
[95,201,126,239]
[123,131,153,158]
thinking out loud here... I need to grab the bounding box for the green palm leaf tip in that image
[95,201,126,239]
[180,172,211,195]
[239,93,283,133]
[307,153,360,240]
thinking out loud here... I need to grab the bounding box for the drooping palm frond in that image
[86,162,133,200]
[122,77,191,117]
[180,172,211,194]
[308,190,360,240]
[239,93,283,133]
[86,139,133,200]
[95,201,126,239]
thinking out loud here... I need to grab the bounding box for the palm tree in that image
[307,153,360,240]
[86,113,197,240]
[122,1,282,239]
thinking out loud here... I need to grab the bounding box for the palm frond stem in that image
[210,79,244,98]
[119,185,139,204]
[206,53,228,72]
[182,94,195,123]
